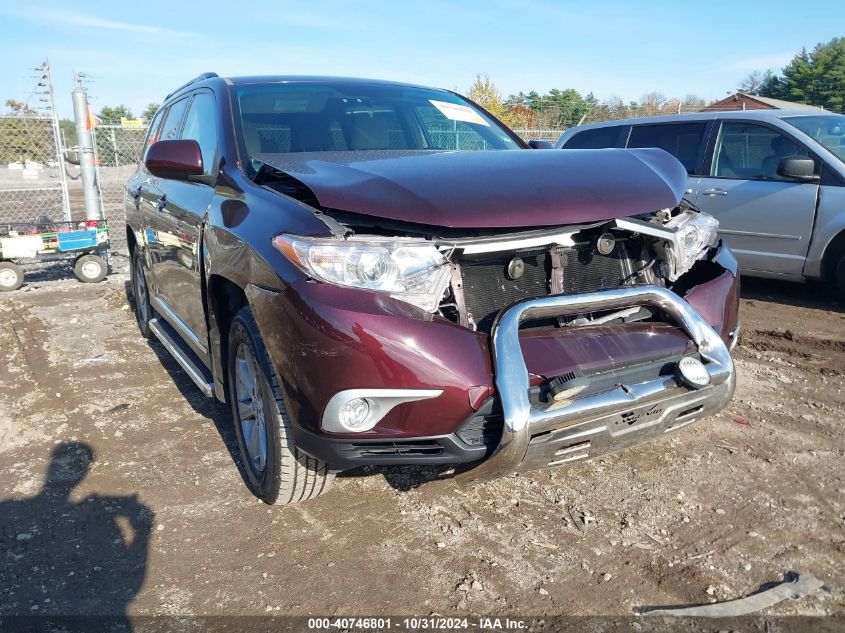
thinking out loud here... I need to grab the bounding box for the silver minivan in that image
[556,110,845,294]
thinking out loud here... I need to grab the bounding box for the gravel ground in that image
[0,267,843,624]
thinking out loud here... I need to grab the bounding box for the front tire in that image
[836,253,845,300]
[227,306,333,504]
[130,248,153,339]
[73,253,107,283]
[0,261,24,292]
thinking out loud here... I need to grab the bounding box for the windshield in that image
[783,114,845,164]
[232,82,521,170]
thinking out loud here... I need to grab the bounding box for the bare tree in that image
[639,92,668,116]
[737,70,772,95]
[680,94,709,111]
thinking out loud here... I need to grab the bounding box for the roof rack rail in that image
[165,72,219,100]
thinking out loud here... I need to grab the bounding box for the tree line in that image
[468,74,710,129]
[469,37,844,128]
[737,37,844,111]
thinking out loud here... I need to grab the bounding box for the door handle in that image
[157,195,167,212]
[702,188,728,196]
[684,188,693,195]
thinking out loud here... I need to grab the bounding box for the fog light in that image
[677,356,710,389]
[338,397,372,430]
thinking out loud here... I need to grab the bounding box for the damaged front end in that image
[256,158,739,475]
[272,198,734,341]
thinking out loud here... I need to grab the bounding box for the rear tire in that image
[73,254,107,283]
[227,306,333,505]
[0,262,23,292]
[130,248,153,339]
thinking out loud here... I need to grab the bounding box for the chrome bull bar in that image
[462,285,736,482]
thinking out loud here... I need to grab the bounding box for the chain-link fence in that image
[91,125,148,254]
[512,129,563,143]
[0,115,70,225]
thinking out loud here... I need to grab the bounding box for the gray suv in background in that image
[557,111,845,295]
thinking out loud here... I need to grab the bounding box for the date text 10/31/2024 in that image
[307,617,528,630]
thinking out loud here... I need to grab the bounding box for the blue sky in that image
[1,0,841,120]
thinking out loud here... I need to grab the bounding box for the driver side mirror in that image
[145,139,204,180]
[777,156,817,181]
[527,140,554,149]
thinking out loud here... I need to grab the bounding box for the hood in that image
[255,148,688,228]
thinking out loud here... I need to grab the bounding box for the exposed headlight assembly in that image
[614,210,719,281]
[660,211,720,281]
[273,235,451,313]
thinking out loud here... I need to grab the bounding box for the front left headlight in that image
[662,211,720,281]
[273,234,452,313]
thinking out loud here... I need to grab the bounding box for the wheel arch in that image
[125,224,137,253]
[821,228,845,282]
[206,273,248,402]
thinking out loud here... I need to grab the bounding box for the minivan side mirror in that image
[777,156,817,181]
[145,139,203,179]
[527,140,554,149]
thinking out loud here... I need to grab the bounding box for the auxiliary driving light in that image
[676,356,710,389]
[338,398,372,430]
[322,389,444,433]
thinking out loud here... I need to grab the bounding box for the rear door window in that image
[564,126,620,149]
[627,123,707,174]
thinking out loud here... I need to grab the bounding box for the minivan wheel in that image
[131,248,153,338]
[227,306,333,504]
[0,261,24,292]
[836,253,845,300]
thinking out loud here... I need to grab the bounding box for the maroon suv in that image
[125,74,739,504]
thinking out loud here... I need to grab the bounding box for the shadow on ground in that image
[122,280,248,495]
[0,442,153,626]
[740,276,843,314]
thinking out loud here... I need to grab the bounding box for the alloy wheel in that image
[235,342,268,473]
[134,256,149,323]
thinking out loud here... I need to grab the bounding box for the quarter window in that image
[181,92,218,176]
[711,122,810,181]
[564,127,620,149]
[627,123,707,174]
[141,108,166,160]
[158,98,189,143]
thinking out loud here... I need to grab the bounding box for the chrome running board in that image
[149,317,214,397]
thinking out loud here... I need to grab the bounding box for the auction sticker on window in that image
[429,100,489,126]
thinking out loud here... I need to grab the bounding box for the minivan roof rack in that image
[165,72,219,100]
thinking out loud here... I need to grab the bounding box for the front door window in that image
[711,123,810,181]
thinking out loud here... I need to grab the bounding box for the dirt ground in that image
[0,266,843,623]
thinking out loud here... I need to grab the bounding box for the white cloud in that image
[726,52,794,72]
[8,9,196,37]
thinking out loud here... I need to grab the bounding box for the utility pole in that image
[37,58,72,221]
[71,70,102,221]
